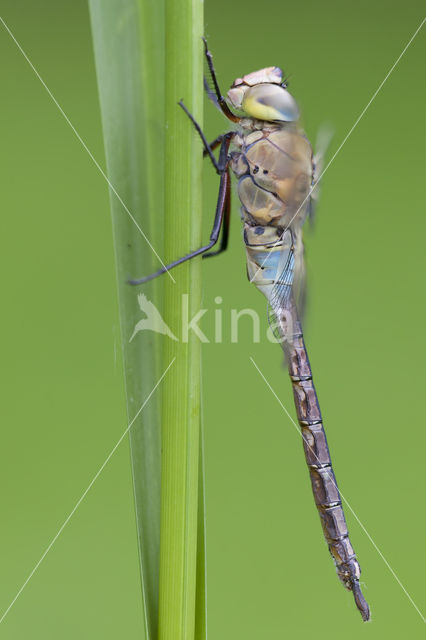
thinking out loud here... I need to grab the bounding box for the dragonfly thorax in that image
[231,126,313,229]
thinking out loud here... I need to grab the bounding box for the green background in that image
[0,1,424,638]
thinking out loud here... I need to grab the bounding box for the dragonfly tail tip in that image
[352,580,370,622]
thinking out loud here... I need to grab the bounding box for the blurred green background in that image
[0,1,424,638]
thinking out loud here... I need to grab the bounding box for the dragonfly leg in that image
[202,37,240,123]
[203,166,231,259]
[178,100,225,173]
[204,134,224,157]
[204,76,220,110]
[129,137,232,285]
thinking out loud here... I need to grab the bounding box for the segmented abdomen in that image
[285,316,370,621]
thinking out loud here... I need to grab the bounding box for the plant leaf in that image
[158,1,205,639]
[89,2,165,638]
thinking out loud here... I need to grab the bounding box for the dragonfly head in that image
[227,67,299,123]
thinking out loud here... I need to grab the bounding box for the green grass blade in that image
[158,1,204,639]
[194,415,207,640]
[89,2,165,638]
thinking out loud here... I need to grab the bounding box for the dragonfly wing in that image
[309,124,334,225]
[267,228,306,346]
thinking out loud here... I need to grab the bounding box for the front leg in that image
[129,136,232,285]
[178,100,224,173]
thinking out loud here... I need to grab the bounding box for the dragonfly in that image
[130,39,370,622]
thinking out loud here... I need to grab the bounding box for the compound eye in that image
[242,84,299,122]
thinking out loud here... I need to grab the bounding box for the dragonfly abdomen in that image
[285,318,370,621]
